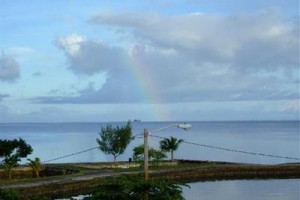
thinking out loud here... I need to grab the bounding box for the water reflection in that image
[182,179,300,200]
[55,179,299,200]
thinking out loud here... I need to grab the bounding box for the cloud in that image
[0,94,10,102]
[0,104,9,113]
[280,100,300,112]
[186,0,299,15]
[0,104,16,123]
[32,72,42,77]
[31,77,145,104]
[56,34,126,75]
[37,10,299,104]
[0,104,89,123]
[89,10,298,71]
[0,53,20,82]
[56,34,86,56]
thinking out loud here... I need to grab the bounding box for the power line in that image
[42,134,143,163]
[149,134,300,161]
[42,146,99,163]
[33,133,299,164]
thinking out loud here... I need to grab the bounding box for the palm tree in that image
[159,137,184,162]
[27,157,42,178]
[3,162,15,180]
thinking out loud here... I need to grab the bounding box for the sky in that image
[0,0,299,122]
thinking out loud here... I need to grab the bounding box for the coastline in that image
[1,160,300,199]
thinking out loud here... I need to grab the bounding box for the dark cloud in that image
[0,94,10,102]
[56,36,126,75]
[31,76,299,104]
[32,72,42,77]
[31,81,143,104]
[0,53,20,82]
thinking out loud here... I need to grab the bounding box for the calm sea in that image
[1,121,299,199]
[0,121,298,164]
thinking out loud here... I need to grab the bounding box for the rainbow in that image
[123,48,171,121]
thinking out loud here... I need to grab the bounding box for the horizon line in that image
[0,119,299,124]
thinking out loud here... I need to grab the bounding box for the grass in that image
[1,161,299,199]
[1,160,299,185]
[0,160,216,185]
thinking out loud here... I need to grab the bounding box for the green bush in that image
[0,189,18,200]
[91,175,188,200]
[0,188,50,200]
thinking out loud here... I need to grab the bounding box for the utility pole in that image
[144,128,149,180]
[143,124,191,181]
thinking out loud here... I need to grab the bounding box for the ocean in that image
[1,121,299,200]
[0,121,298,164]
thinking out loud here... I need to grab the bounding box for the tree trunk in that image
[171,151,174,162]
[35,170,40,178]
[8,171,12,180]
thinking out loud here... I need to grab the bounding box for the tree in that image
[27,157,42,178]
[96,121,133,162]
[151,149,167,164]
[0,138,33,180]
[160,137,184,161]
[132,144,145,162]
[3,162,15,181]
[132,144,166,164]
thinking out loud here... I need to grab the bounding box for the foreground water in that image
[183,179,300,200]
[57,179,300,200]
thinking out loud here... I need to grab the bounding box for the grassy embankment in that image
[1,160,300,199]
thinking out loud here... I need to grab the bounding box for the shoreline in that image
[1,160,300,198]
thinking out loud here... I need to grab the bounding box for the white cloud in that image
[56,34,86,56]
[280,100,300,112]
[90,10,298,71]
[0,53,20,82]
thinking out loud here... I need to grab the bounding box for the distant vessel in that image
[133,119,141,122]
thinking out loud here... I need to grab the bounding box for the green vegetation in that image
[0,188,50,200]
[90,175,188,200]
[2,162,299,199]
[0,188,18,200]
[27,157,42,178]
[96,121,133,162]
[133,144,167,165]
[0,138,33,180]
[160,137,184,161]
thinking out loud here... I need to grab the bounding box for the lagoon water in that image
[1,121,299,199]
[56,179,300,200]
[183,179,300,200]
